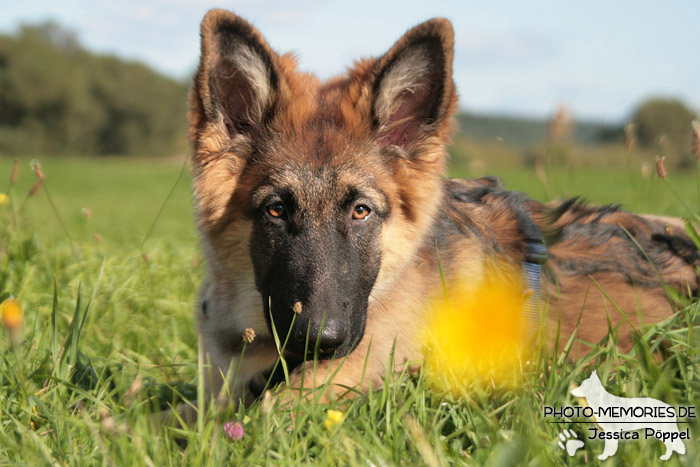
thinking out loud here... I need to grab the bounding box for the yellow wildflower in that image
[0,193,9,205]
[1,297,23,330]
[422,263,538,395]
[323,409,344,430]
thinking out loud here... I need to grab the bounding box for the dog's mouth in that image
[247,354,304,398]
[246,333,362,398]
[246,347,342,398]
[283,345,335,359]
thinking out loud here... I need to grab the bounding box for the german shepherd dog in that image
[188,9,698,407]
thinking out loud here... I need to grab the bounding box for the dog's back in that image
[535,199,698,352]
[433,178,698,353]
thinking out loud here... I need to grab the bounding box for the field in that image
[0,154,698,465]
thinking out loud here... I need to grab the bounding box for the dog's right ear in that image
[191,9,279,143]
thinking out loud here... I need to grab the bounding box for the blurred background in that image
[1,0,698,165]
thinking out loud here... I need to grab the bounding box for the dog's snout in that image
[315,319,348,351]
[292,316,347,354]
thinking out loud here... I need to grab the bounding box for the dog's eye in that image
[267,202,286,219]
[352,205,371,220]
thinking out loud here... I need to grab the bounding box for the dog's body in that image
[571,371,686,460]
[189,10,699,406]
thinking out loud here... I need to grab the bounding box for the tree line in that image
[1,22,697,162]
[0,22,188,156]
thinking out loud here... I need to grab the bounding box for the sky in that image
[2,0,698,122]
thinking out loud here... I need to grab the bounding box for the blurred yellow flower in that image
[422,263,538,396]
[1,297,23,330]
[323,409,344,430]
[0,193,9,205]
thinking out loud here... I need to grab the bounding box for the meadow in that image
[0,153,698,465]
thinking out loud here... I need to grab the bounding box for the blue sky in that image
[2,1,698,122]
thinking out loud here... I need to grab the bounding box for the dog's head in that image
[570,370,602,398]
[190,10,456,358]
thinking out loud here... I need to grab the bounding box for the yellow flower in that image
[1,297,23,330]
[422,263,538,396]
[0,193,9,205]
[323,409,344,430]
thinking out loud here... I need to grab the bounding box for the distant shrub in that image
[630,98,698,167]
[0,22,188,156]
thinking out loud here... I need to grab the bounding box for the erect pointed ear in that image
[370,18,456,150]
[192,9,279,139]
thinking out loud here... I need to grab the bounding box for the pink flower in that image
[224,421,244,440]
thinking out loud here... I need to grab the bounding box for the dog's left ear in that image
[369,18,457,151]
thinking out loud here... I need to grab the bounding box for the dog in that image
[571,371,687,460]
[187,9,699,407]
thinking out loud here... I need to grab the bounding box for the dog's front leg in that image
[598,436,619,460]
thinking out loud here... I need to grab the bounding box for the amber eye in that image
[352,204,371,220]
[267,202,286,219]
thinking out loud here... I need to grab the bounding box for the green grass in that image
[453,166,698,218]
[0,155,698,465]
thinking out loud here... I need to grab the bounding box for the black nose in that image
[292,318,347,354]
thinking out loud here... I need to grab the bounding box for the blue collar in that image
[522,241,547,341]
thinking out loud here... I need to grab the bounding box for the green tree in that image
[630,98,698,167]
[0,22,188,156]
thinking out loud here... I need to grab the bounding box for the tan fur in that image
[544,270,677,355]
